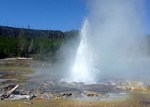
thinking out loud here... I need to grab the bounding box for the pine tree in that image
[18,29,25,57]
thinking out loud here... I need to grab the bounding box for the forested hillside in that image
[0,26,78,59]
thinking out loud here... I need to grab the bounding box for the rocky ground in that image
[1,80,150,107]
[0,58,150,107]
[0,79,149,101]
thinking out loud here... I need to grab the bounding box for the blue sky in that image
[0,0,87,31]
[0,0,149,34]
[146,0,150,34]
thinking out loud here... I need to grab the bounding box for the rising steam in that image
[67,0,149,83]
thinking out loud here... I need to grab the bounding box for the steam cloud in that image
[86,0,149,83]
[35,0,149,84]
[61,0,150,84]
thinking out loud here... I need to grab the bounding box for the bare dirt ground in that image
[0,58,150,107]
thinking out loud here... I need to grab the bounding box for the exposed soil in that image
[0,59,150,107]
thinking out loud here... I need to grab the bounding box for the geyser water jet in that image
[67,0,149,83]
[70,19,97,83]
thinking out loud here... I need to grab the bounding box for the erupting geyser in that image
[70,19,97,83]
[66,0,149,84]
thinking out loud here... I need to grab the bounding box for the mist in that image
[86,0,150,83]
[31,0,150,84]
[59,0,150,83]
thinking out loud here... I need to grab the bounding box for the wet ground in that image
[0,67,126,101]
[1,59,150,106]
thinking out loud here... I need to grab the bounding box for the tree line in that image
[0,27,78,59]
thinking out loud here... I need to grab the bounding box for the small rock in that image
[9,94,35,100]
[61,93,72,97]
[83,90,102,97]
[24,100,33,105]
[40,93,51,100]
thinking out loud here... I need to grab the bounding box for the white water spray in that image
[70,19,97,83]
[64,0,149,84]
